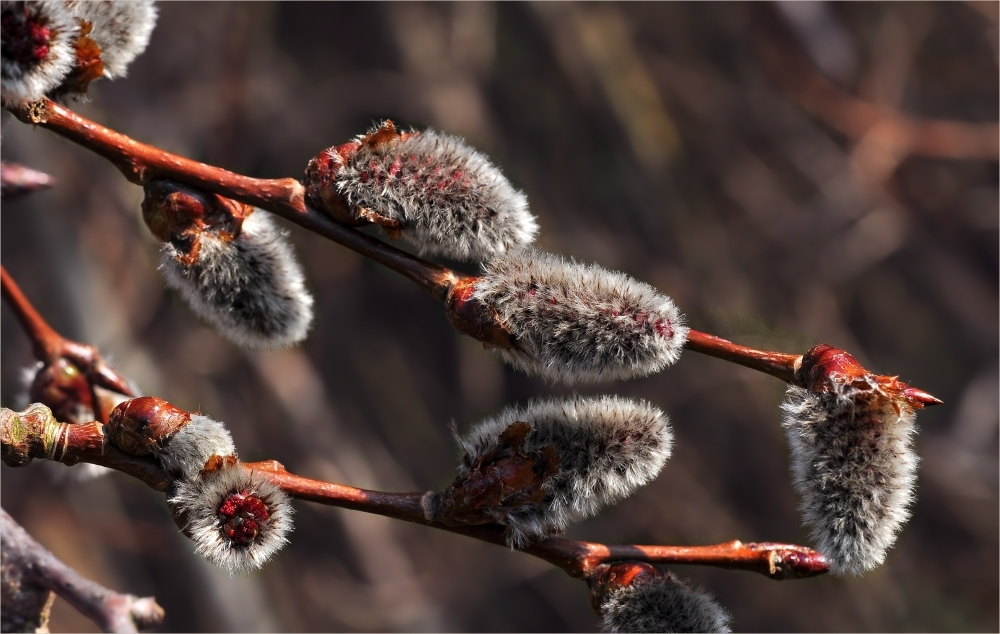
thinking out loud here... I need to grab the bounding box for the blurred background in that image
[1,2,997,631]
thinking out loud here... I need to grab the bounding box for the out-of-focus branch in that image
[755,7,999,161]
[0,161,55,200]
[0,404,828,582]
[1,266,135,423]
[1,508,165,633]
[4,101,942,407]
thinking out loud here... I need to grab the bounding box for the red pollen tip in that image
[1,9,53,66]
[218,491,270,546]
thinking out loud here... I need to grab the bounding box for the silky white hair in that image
[336,126,538,262]
[782,380,919,576]
[1,0,79,105]
[160,210,314,351]
[170,464,294,575]
[473,248,688,384]
[66,0,158,78]
[600,571,733,633]
[155,414,236,480]
[455,395,673,548]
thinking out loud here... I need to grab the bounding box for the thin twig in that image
[755,6,999,161]
[1,508,165,633]
[1,266,135,423]
[0,405,828,582]
[0,161,55,200]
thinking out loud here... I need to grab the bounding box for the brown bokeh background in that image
[2,2,997,631]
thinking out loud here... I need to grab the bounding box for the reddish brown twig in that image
[5,100,942,407]
[0,161,55,200]
[0,404,827,582]
[1,507,165,633]
[1,266,135,423]
[10,99,463,303]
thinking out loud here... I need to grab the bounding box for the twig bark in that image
[1,508,165,633]
[0,405,828,582]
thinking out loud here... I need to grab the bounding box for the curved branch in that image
[1,508,165,633]
[0,405,828,583]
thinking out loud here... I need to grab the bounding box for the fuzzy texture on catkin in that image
[170,464,293,575]
[65,0,157,78]
[456,395,672,547]
[336,127,538,261]
[0,0,79,105]
[155,414,236,479]
[159,211,314,351]
[473,249,688,384]
[600,571,732,633]
[781,381,919,576]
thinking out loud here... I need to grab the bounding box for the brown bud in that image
[57,20,104,95]
[106,397,191,457]
[445,277,516,350]
[141,180,250,259]
[588,562,659,613]
[434,421,559,527]
[795,344,942,409]
[28,358,94,425]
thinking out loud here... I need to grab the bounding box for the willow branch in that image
[1,508,165,633]
[0,405,827,582]
[5,100,942,407]
[10,99,462,302]
[1,265,64,362]
[1,266,135,422]
[755,7,999,161]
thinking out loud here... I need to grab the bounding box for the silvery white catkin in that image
[600,572,733,633]
[781,380,919,576]
[65,0,157,78]
[155,414,236,480]
[170,463,293,574]
[336,126,538,262]
[473,249,689,384]
[456,395,673,547]
[160,210,314,351]
[1,0,79,105]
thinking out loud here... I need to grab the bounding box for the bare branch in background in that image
[1,508,164,633]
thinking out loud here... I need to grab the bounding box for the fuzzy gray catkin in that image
[155,414,236,480]
[455,395,673,547]
[600,572,733,633]
[336,126,538,261]
[160,211,314,351]
[1,0,79,105]
[66,0,157,78]
[472,249,688,384]
[781,380,919,576]
[170,463,293,574]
